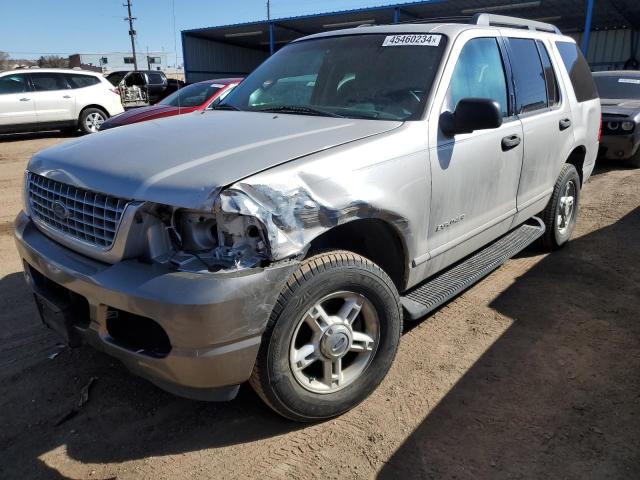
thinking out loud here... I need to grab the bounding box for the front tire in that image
[79,108,107,134]
[540,163,581,249]
[250,251,402,422]
[629,149,640,168]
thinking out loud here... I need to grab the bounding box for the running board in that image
[401,217,545,321]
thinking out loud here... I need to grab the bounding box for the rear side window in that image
[30,72,67,91]
[147,72,164,85]
[64,74,100,89]
[447,37,509,117]
[507,38,547,114]
[555,41,598,102]
[536,41,560,107]
[0,74,29,94]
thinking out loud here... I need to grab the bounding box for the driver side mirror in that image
[440,98,503,137]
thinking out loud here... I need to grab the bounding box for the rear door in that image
[29,72,75,123]
[427,32,523,267]
[504,35,576,223]
[0,73,37,127]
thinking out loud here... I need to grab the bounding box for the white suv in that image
[0,68,124,135]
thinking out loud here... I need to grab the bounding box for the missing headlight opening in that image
[165,206,270,272]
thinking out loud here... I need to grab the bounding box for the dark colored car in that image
[106,70,185,108]
[100,78,241,130]
[593,70,640,167]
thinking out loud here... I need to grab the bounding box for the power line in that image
[123,0,138,69]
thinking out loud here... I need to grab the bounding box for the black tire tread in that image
[249,250,401,421]
[540,163,579,249]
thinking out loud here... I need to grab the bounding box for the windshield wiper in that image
[255,105,345,118]
[212,103,241,111]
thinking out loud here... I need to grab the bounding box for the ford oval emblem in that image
[52,201,70,220]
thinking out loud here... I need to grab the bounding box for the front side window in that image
[0,74,29,94]
[30,72,67,91]
[446,37,508,117]
[223,33,447,121]
[508,38,548,114]
[160,82,222,107]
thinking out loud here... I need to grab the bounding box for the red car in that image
[99,78,242,130]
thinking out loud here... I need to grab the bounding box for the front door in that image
[426,34,523,270]
[0,73,37,128]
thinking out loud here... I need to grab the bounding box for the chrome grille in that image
[27,172,129,248]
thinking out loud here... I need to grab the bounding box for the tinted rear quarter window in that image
[64,74,100,88]
[147,72,164,85]
[555,41,598,102]
[507,38,548,114]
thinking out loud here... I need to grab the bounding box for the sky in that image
[0,0,411,66]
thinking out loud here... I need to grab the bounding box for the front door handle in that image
[63,95,72,99]
[501,134,521,151]
[559,118,572,130]
[19,97,31,102]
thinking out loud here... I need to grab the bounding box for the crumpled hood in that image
[28,111,401,209]
[600,98,640,116]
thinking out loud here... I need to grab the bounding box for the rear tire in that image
[250,251,402,422]
[540,163,581,249]
[79,108,107,134]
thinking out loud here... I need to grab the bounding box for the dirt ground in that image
[0,132,638,480]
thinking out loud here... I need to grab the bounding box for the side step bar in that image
[401,217,545,321]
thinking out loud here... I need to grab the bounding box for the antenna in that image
[124,0,138,70]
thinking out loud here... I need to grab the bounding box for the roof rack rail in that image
[472,13,561,34]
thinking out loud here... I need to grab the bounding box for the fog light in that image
[621,121,635,131]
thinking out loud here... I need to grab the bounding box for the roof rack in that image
[472,13,561,34]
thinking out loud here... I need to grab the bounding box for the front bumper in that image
[598,133,639,160]
[14,211,298,401]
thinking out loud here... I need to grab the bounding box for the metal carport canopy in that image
[182,0,640,80]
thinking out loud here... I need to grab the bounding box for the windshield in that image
[222,33,447,120]
[594,75,640,100]
[160,82,223,107]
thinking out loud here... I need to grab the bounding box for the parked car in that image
[100,78,241,130]
[105,70,184,108]
[15,15,600,422]
[0,68,124,135]
[593,70,640,167]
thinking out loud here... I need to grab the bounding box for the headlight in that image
[607,121,619,130]
[621,121,635,131]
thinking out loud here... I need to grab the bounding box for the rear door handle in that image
[19,97,31,101]
[559,118,572,130]
[501,134,521,151]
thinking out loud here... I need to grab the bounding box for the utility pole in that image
[124,0,138,70]
[146,46,150,70]
[267,0,271,21]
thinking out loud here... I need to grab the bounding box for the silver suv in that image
[15,15,600,421]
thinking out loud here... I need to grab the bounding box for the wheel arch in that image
[566,145,587,185]
[306,218,409,292]
[78,104,110,122]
